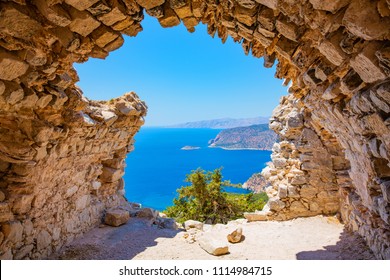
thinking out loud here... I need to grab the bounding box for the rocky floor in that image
[50,216,375,260]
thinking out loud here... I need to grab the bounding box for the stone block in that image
[112,17,135,31]
[100,166,124,183]
[275,17,300,42]
[234,5,257,26]
[227,227,243,243]
[290,200,308,213]
[14,244,34,260]
[278,184,288,198]
[122,24,143,37]
[0,50,29,81]
[2,221,23,244]
[12,194,34,215]
[300,185,318,198]
[7,89,24,105]
[69,8,101,37]
[158,2,180,28]
[137,207,159,220]
[272,157,287,168]
[318,35,346,66]
[376,83,390,105]
[255,0,277,10]
[0,4,43,40]
[135,0,165,10]
[184,220,203,231]
[370,90,390,113]
[159,218,178,230]
[257,6,275,31]
[323,79,342,100]
[381,181,390,203]
[287,185,300,198]
[183,17,199,29]
[104,209,130,226]
[103,35,124,52]
[291,175,306,185]
[275,36,299,61]
[0,250,13,260]
[0,202,14,223]
[198,234,229,256]
[268,198,285,211]
[37,230,52,251]
[343,0,390,40]
[97,0,127,26]
[75,195,90,210]
[34,0,72,27]
[64,0,100,10]
[309,0,350,13]
[350,43,387,83]
[244,211,269,221]
[173,3,193,19]
[91,26,119,48]
[192,0,206,18]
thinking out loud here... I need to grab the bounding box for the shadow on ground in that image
[296,229,375,260]
[50,218,182,260]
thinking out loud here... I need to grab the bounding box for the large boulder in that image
[104,209,130,227]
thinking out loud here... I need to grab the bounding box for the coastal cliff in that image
[208,124,278,150]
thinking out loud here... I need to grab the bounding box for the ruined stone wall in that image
[0,0,389,259]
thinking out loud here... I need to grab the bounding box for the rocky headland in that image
[208,124,278,150]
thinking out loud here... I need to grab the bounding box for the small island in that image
[181,146,201,150]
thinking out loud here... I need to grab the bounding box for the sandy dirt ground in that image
[50,216,375,260]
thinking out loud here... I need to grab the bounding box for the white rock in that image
[184,220,203,231]
[198,234,229,256]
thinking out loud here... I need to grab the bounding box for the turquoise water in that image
[124,128,271,211]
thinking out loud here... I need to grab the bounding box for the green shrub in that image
[164,168,268,224]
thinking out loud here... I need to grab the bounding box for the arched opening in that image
[74,14,287,211]
[0,0,389,260]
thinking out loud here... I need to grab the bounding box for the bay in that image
[124,127,271,211]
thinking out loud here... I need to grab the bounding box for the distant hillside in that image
[208,124,278,150]
[166,117,269,129]
[242,173,270,193]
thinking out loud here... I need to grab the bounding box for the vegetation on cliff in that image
[208,124,278,150]
[165,168,268,224]
[242,173,270,193]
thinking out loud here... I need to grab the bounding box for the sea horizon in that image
[124,127,272,211]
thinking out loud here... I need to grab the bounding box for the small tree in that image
[165,168,268,224]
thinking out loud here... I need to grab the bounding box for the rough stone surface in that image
[0,0,389,260]
[227,227,243,243]
[104,209,130,227]
[184,220,204,231]
[198,234,229,256]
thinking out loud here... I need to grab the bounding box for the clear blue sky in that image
[75,15,287,126]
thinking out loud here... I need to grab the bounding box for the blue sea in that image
[124,128,271,211]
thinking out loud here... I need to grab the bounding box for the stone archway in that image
[0,0,389,259]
